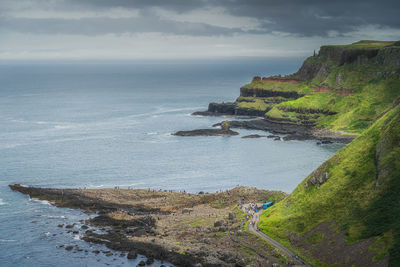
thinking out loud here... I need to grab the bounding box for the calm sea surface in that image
[0,60,343,266]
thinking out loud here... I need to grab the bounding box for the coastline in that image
[10,184,296,266]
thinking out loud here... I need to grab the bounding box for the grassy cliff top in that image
[323,40,399,50]
[241,80,311,93]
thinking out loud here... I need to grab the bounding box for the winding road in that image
[244,204,310,266]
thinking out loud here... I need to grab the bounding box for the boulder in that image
[127,250,137,259]
[214,220,225,227]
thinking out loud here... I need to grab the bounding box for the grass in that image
[260,57,400,133]
[189,219,213,227]
[242,80,312,94]
[323,40,397,50]
[307,233,324,245]
[259,102,400,266]
[236,98,272,111]
[233,40,400,265]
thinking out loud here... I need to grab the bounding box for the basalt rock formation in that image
[173,120,239,137]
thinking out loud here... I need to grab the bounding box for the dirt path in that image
[244,204,310,266]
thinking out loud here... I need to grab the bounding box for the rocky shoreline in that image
[215,119,357,143]
[10,184,294,267]
[177,100,358,143]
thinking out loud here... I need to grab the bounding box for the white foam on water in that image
[0,239,17,242]
[0,198,6,205]
[29,198,52,205]
[73,235,81,240]
[41,215,66,219]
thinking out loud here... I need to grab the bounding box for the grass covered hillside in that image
[259,99,400,266]
[237,40,400,134]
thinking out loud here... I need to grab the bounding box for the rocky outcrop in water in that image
[173,120,239,136]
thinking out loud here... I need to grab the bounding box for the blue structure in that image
[262,201,274,210]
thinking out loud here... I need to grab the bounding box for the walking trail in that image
[243,204,310,266]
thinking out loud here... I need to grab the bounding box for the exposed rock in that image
[137,260,146,266]
[182,208,193,214]
[305,157,338,188]
[173,128,239,137]
[146,257,155,265]
[192,102,235,116]
[214,220,225,227]
[241,134,267,139]
[240,87,304,99]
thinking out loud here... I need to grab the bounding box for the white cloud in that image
[152,7,264,31]
[343,25,400,40]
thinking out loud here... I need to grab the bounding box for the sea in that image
[0,59,343,266]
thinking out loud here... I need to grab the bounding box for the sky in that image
[1,0,400,60]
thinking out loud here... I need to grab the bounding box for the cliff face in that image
[259,99,400,266]
[294,41,400,81]
[239,87,303,99]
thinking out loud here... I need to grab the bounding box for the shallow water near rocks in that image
[0,60,343,266]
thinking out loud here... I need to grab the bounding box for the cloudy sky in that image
[1,0,399,60]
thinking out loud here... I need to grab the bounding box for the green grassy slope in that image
[259,100,400,266]
[238,40,400,134]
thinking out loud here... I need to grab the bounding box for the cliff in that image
[259,98,400,266]
[293,40,400,81]
[197,40,400,135]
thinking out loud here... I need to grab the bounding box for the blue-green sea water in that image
[0,59,343,266]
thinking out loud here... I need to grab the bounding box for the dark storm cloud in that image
[222,0,400,36]
[68,0,400,36]
[2,0,400,37]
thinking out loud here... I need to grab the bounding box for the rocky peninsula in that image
[10,184,294,266]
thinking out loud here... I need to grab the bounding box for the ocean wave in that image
[54,124,77,130]
[87,184,105,188]
[29,198,52,205]
[0,198,6,205]
[0,239,17,242]
[40,215,66,219]
[145,132,158,135]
